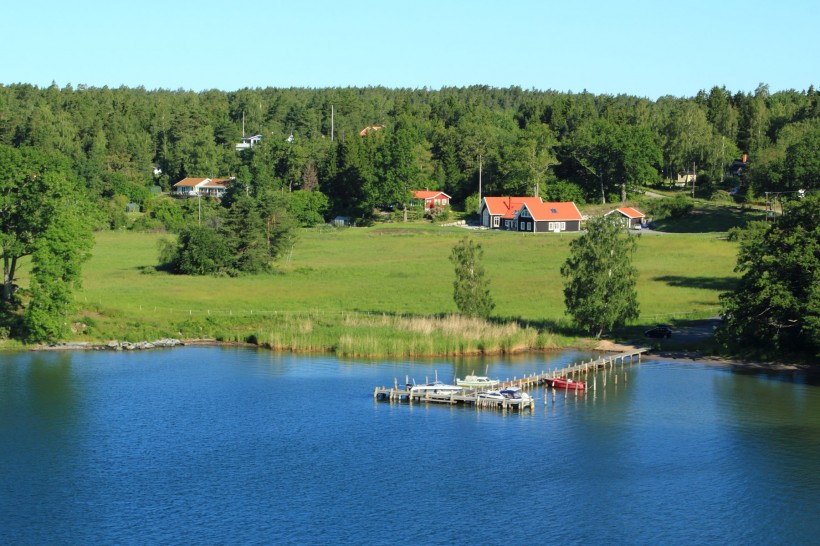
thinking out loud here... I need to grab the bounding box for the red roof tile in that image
[173,177,231,188]
[606,207,645,219]
[412,190,451,200]
[520,201,583,221]
[617,207,644,218]
[359,126,383,137]
[483,197,543,218]
[173,177,209,187]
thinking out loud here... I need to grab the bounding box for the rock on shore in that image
[43,338,183,351]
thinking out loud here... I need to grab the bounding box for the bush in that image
[710,190,732,202]
[648,194,694,219]
[463,193,481,217]
[130,215,165,232]
[426,206,450,223]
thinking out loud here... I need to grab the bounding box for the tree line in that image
[2,82,819,344]
[2,82,818,224]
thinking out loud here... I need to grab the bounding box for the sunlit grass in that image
[65,222,740,354]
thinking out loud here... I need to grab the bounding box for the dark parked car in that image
[645,325,673,339]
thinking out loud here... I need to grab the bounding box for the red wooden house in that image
[411,190,451,209]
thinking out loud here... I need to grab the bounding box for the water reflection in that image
[0,348,818,545]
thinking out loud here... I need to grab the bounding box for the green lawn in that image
[64,222,739,354]
[651,202,766,233]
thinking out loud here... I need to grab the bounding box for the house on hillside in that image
[173,177,233,198]
[675,170,696,188]
[235,134,262,151]
[411,190,451,209]
[605,207,646,229]
[479,196,582,232]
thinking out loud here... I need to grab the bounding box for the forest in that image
[1,82,819,230]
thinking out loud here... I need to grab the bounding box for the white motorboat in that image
[499,386,532,402]
[456,375,500,389]
[477,390,505,400]
[409,381,463,396]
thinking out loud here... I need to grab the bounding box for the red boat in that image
[545,377,586,390]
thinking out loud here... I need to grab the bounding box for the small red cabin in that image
[411,190,451,209]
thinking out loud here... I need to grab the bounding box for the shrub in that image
[648,194,694,219]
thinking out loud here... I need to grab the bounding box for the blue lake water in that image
[1,347,818,545]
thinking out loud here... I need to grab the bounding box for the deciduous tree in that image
[717,194,819,357]
[561,216,639,337]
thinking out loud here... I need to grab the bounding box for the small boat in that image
[456,375,500,389]
[499,386,533,402]
[477,390,505,400]
[545,377,586,390]
[409,381,463,396]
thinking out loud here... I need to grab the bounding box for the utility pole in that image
[691,162,696,199]
[478,153,482,212]
[331,104,334,142]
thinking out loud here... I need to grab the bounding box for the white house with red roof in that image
[605,207,645,229]
[173,177,233,198]
[411,190,451,209]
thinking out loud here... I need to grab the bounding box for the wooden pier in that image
[373,347,648,412]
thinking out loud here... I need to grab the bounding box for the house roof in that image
[173,177,232,188]
[359,126,383,137]
[412,190,451,200]
[519,201,583,221]
[202,178,231,188]
[482,196,544,219]
[606,207,645,219]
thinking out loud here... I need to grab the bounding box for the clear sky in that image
[3,0,816,99]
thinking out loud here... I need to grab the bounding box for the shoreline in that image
[20,336,815,373]
[647,350,816,372]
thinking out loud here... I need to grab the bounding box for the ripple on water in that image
[0,349,818,544]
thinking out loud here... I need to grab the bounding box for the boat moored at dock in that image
[456,375,500,389]
[499,386,533,402]
[408,381,463,396]
[545,377,586,390]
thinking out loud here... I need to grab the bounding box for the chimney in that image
[742,153,748,163]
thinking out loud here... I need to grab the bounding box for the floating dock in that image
[373,348,648,412]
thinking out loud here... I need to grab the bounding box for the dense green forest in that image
[2,82,819,228]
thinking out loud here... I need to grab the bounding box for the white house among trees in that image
[173,177,233,198]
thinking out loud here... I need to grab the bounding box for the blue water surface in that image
[1,347,818,545]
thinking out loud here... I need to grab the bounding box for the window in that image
[493,217,500,227]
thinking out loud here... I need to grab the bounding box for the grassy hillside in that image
[60,223,739,355]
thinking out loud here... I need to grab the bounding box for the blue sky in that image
[4,0,816,99]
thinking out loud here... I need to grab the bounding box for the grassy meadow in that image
[52,221,740,355]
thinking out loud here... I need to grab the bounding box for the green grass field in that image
[57,220,739,355]
[652,203,767,233]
